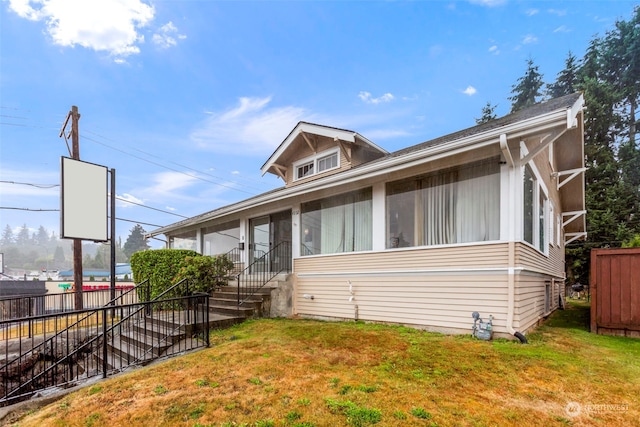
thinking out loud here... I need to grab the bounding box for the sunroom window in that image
[523,163,549,254]
[300,188,372,255]
[386,158,500,248]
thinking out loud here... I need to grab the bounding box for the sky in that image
[0,0,638,248]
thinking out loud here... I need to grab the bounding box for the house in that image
[147,93,586,339]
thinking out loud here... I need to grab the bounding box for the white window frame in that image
[521,142,549,256]
[293,148,340,181]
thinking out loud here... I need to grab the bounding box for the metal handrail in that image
[2,279,207,404]
[0,279,149,374]
[236,241,291,306]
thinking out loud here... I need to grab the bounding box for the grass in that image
[6,301,640,426]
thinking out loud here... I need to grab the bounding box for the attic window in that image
[294,149,340,181]
[297,162,314,179]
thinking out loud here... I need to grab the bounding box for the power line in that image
[0,207,163,228]
[113,217,163,228]
[0,180,59,189]
[84,128,270,189]
[0,207,59,212]
[113,196,189,218]
[82,134,256,196]
[1,181,190,219]
[83,129,270,193]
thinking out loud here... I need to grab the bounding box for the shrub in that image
[130,249,234,300]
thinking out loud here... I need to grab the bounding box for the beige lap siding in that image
[294,243,512,335]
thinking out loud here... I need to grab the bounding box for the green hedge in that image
[130,249,234,300]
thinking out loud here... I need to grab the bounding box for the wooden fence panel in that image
[591,248,640,337]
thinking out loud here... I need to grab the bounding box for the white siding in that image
[294,243,512,335]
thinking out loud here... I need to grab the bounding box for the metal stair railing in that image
[236,241,291,306]
[0,279,149,405]
[1,278,208,405]
[0,280,148,374]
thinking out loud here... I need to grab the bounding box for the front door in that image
[249,210,292,273]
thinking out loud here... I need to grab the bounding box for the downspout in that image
[506,243,527,343]
[502,133,528,344]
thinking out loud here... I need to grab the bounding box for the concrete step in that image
[208,312,246,329]
[209,295,262,310]
[208,303,255,318]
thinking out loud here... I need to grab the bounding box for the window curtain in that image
[455,162,500,242]
[318,190,372,254]
[421,171,457,245]
[394,159,500,247]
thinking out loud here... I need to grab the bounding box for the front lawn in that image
[7,301,639,426]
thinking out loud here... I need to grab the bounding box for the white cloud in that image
[190,97,309,154]
[152,21,186,49]
[7,0,154,58]
[488,45,500,55]
[553,25,571,33]
[526,9,539,16]
[468,0,506,7]
[548,8,567,16]
[358,91,395,105]
[165,206,176,211]
[522,34,538,44]
[147,171,199,196]
[462,86,477,96]
[116,192,144,208]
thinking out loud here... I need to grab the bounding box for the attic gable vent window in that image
[294,149,340,181]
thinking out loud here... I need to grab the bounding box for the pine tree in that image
[509,58,545,113]
[35,225,49,246]
[16,224,30,246]
[123,224,150,259]
[1,225,14,245]
[475,102,498,124]
[547,51,580,98]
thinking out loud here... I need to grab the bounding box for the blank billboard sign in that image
[61,157,108,241]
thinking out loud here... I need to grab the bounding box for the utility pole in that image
[60,106,83,310]
[71,106,83,310]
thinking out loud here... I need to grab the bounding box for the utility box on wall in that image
[590,247,640,338]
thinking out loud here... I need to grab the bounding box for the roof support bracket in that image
[565,232,587,245]
[562,210,586,228]
[555,167,586,190]
[272,163,287,181]
[336,139,352,163]
[500,134,514,168]
[300,131,316,153]
[521,128,568,165]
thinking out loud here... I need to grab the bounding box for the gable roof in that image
[260,121,388,176]
[148,93,584,238]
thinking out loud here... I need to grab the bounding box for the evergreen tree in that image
[509,58,545,112]
[35,225,49,246]
[1,225,14,245]
[475,102,498,124]
[16,224,30,246]
[547,51,580,98]
[123,224,150,259]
